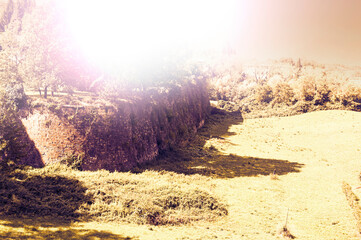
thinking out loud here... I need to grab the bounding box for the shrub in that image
[272,82,295,105]
[255,84,273,103]
[344,86,361,104]
[340,85,361,109]
[4,83,27,109]
[314,81,331,105]
[60,154,84,170]
[328,82,343,103]
[299,77,316,101]
[207,59,361,117]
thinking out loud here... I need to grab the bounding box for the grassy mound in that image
[76,169,228,225]
[0,164,227,226]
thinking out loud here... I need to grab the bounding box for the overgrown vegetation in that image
[208,58,361,118]
[0,1,360,238]
[0,0,206,100]
[0,0,95,98]
[0,166,90,219]
[79,169,227,225]
[0,163,228,226]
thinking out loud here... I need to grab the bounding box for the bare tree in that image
[253,67,269,85]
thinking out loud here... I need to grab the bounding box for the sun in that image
[61,0,237,70]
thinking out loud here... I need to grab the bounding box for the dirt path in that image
[207,110,361,239]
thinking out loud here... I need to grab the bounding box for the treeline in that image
[208,59,361,117]
[0,0,34,32]
[0,0,203,104]
[0,0,101,101]
[0,0,103,167]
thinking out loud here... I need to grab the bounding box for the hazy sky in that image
[232,0,361,64]
[21,0,361,66]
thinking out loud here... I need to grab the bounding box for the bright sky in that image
[62,0,238,70]
[233,0,361,65]
[60,0,361,66]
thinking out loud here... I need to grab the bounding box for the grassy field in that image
[1,1,361,236]
[1,108,361,239]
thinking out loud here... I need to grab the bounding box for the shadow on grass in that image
[0,216,131,240]
[134,108,304,178]
[0,171,91,220]
[0,171,132,239]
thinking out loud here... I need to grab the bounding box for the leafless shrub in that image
[272,82,295,106]
[255,84,273,104]
[314,80,331,105]
[278,208,296,239]
[340,85,361,105]
[299,77,316,102]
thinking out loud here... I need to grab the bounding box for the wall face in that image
[20,80,209,171]
[0,106,43,168]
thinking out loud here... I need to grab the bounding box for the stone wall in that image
[19,80,209,171]
[0,106,42,168]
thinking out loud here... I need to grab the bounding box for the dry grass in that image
[269,170,279,180]
[75,169,228,225]
[1,109,361,239]
[277,209,296,239]
[342,181,361,235]
[278,226,296,239]
[208,58,361,118]
[134,109,303,178]
[0,165,90,220]
[0,163,227,226]
[0,216,130,240]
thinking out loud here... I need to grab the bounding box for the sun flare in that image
[62,0,237,69]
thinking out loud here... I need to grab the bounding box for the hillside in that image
[1,109,361,239]
[208,58,361,119]
[1,0,361,237]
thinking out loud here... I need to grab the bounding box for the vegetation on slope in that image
[0,0,207,102]
[208,58,361,118]
[0,162,227,226]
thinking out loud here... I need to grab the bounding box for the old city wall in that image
[19,80,209,171]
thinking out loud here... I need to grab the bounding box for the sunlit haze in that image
[59,0,361,67]
[233,0,361,65]
[62,0,238,70]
